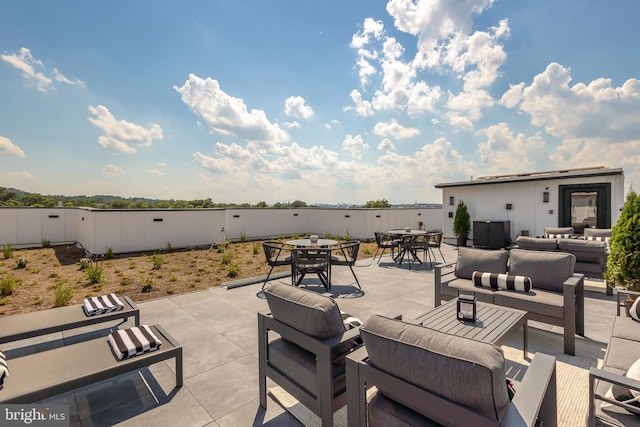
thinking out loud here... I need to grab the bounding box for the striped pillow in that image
[472,271,532,293]
[108,325,162,360]
[0,349,8,387]
[586,235,611,247]
[83,293,125,316]
[545,233,572,239]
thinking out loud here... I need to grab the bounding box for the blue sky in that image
[1,0,640,205]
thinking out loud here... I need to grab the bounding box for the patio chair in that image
[373,232,399,264]
[428,231,446,263]
[347,314,558,427]
[331,240,361,289]
[262,241,292,290]
[258,283,361,427]
[291,247,333,291]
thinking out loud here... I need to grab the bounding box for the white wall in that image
[440,173,624,242]
[0,207,444,254]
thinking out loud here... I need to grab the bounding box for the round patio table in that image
[286,238,338,247]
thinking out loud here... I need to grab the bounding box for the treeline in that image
[0,187,309,209]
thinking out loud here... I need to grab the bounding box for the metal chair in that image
[373,232,399,264]
[261,241,291,290]
[291,247,333,291]
[428,231,446,263]
[331,240,361,289]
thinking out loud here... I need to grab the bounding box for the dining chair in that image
[291,247,333,291]
[261,241,291,290]
[428,231,446,263]
[331,240,361,289]
[373,232,399,264]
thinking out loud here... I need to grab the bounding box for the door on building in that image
[559,184,611,234]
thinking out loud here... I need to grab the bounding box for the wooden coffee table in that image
[413,300,528,358]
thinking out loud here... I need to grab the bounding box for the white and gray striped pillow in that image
[472,271,532,293]
[545,233,572,239]
[83,293,125,316]
[0,349,8,387]
[108,325,162,360]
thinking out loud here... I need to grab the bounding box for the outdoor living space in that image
[1,242,617,426]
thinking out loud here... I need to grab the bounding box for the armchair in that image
[347,314,558,427]
[258,284,361,427]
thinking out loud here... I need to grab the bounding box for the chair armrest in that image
[501,353,557,427]
[434,262,457,307]
[616,289,640,316]
[590,367,640,417]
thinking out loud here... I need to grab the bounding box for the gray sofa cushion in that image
[367,392,440,427]
[264,283,345,339]
[516,236,559,251]
[603,337,640,373]
[584,228,612,239]
[611,314,640,343]
[557,238,606,264]
[544,227,574,238]
[494,288,564,319]
[454,247,508,280]
[440,277,496,302]
[361,314,510,422]
[509,249,575,292]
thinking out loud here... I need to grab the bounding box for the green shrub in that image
[2,244,14,259]
[227,263,240,278]
[141,279,153,293]
[151,253,164,270]
[41,239,51,248]
[0,297,9,306]
[54,282,74,307]
[252,242,260,255]
[605,189,640,291]
[85,264,104,284]
[240,232,247,242]
[362,247,373,255]
[324,232,332,239]
[16,257,27,269]
[120,276,131,286]
[0,274,19,296]
[221,251,233,265]
[105,247,115,259]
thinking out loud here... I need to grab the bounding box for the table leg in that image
[523,319,528,359]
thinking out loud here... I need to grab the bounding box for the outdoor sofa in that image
[589,289,640,426]
[434,247,585,355]
[346,314,558,426]
[0,324,182,403]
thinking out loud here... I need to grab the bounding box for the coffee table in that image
[413,299,528,358]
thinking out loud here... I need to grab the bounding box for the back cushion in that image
[509,249,575,292]
[455,247,508,280]
[516,236,558,251]
[557,238,606,263]
[361,314,510,422]
[544,227,574,238]
[583,228,611,239]
[264,283,345,339]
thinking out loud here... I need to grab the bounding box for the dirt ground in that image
[0,240,378,316]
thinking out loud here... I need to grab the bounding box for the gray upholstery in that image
[440,277,497,302]
[367,392,440,427]
[494,288,564,319]
[361,314,510,422]
[612,314,640,342]
[264,283,345,339]
[544,227,574,237]
[516,235,559,251]
[584,228,612,239]
[454,247,508,280]
[509,249,574,293]
[557,239,606,264]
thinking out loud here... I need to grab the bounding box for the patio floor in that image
[4,243,617,426]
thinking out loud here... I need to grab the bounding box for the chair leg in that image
[348,265,361,289]
[262,266,275,290]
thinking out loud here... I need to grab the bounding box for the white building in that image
[436,166,625,244]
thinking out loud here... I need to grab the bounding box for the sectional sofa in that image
[434,247,585,355]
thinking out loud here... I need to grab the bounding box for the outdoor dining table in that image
[285,238,338,289]
[286,238,338,247]
[389,229,428,268]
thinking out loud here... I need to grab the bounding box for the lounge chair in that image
[0,296,140,344]
[0,324,182,403]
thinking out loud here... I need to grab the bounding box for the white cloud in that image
[444,89,494,130]
[342,134,370,159]
[284,121,301,129]
[1,47,83,92]
[284,96,314,119]
[9,171,37,181]
[344,90,374,117]
[476,123,546,174]
[174,74,289,151]
[373,119,420,139]
[378,138,396,151]
[102,164,126,176]
[148,169,164,175]
[88,105,163,154]
[0,136,26,157]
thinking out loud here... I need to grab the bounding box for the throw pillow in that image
[630,298,640,322]
[0,349,8,387]
[472,271,532,293]
[602,357,640,415]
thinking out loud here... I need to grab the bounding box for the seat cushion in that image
[604,337,640,373]
[440,277,496,303]
[367,391,441,427]
[611,314,640,341]
[494,288,564,319]
[508,249,575,292]
[264,283,345,339]
[454,247,509,280]
[361,314,510,423]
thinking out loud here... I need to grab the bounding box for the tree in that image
[605,189,640,291]
[365,199,391,208]
[290,200,307,208]
[453,200,471,241]
[256,201,268,208]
